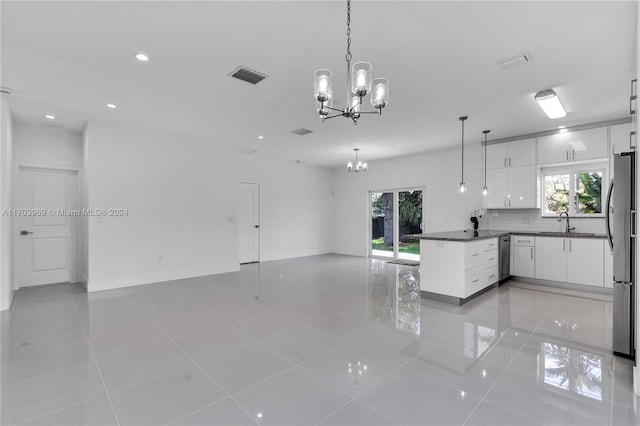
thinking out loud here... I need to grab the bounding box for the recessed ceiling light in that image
[134,53,149,62]
[45,115,55,120]
[106,103,117,109]
[258,135,264,139]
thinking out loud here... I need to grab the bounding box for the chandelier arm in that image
[323,113,345,120]
[324,105,346,113]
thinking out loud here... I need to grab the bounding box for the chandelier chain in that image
[345,0,352,62]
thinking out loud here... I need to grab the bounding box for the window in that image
[542,164,606,217]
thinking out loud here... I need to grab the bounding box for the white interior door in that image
[15,167,78,287]
[239,182,260,264]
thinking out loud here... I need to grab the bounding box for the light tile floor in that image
[0,254,638,425]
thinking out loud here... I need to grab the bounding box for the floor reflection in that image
[368,259,421,335]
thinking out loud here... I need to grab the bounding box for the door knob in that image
[20,230,33,235]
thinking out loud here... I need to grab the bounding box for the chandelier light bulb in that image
[482,186,488,196]
[459,182,466,194]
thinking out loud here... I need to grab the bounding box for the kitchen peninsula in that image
[420,230,610,305]
[420,230,506,305]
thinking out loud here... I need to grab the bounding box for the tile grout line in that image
[144,310,261,426]
[461,301,561,426]
[69,288,122,426]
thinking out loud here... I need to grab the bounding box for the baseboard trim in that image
[86,263,240,293]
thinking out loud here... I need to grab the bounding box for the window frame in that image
[540,162,608,218]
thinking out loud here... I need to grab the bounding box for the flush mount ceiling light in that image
[134,53,149,62]
[534,89,566,119]
[482,129,490,196]
[106,103,117,109]
[346,148,367,173]
[459,116,468,194]
[45,114,55,120]
[314,0,389,125]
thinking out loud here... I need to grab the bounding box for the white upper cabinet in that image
[538,127,607,165]
[507,166,537,208]
[571,127,608,161]
[484,165,536,209]
[486,138,536,169]
[611,122,634,155]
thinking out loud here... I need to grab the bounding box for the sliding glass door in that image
[370,188,423,262]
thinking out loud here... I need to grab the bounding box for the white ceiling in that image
[1,1,636,167]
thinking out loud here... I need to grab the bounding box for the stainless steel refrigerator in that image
[606,151,635,359]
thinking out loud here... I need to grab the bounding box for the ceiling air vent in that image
[498,52,534,70]
[290,128,314,136]
[229,66,268,85]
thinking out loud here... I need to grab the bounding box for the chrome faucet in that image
[557,211,576,233]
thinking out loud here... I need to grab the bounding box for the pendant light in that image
[313,0,389,125]
[482,130,490,196]
[459,116,468,194]
[346,148,368,173]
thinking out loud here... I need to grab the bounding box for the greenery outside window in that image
[542,163,607,217]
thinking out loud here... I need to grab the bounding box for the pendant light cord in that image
[459,116,468,184]
[345,0,352,62]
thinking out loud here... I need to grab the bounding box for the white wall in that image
[13,123,82,168]
[0,97,14,311]
[237,156,333,262]
[80,126,89,286]
[332,144,483,257]
[84,121,240,292]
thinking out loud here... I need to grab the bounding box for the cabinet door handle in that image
[472,253,479,257]
[632,79,637,98]
[472,279,480,283]
[631,95,637,115]
[563,239,566,251]
[630,131,636,150]
[572,150,575,160]
[489,257,496,261]
[566,151,569,161]
[488,243,496,247]
[569,240,572,252]
[530,247,533,259]
[509,157,512,167]
[489,274,496,279]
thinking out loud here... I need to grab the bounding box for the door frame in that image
[368,186,425,260]
[238,181,260,264]
[13,165,80,289]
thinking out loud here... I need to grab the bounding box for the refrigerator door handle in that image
[606,178,614,253]
[632,210,636,238]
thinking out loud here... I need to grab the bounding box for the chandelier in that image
[314,0,389,125]
[347,148,367,172]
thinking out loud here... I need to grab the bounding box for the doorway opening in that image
[370,189,423,262]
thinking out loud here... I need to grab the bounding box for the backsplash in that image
[480,209,606,234]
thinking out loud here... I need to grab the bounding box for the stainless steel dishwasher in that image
[499,235,510,283]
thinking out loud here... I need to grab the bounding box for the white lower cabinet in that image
[511,236,535,278]
[421,237,499,300]
[534,236,604,287]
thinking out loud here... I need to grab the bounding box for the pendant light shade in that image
[459,116,468,194]
[482,129,490,196]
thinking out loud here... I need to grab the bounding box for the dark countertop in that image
[420,230,607,242]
